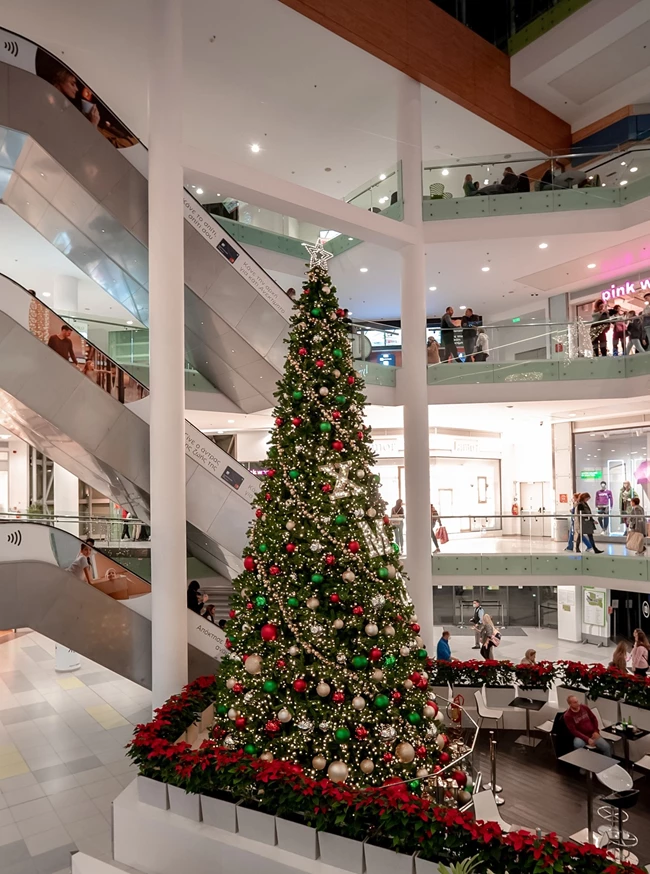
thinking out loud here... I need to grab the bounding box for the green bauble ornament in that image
[374,694,390,709]
[417,649,428,660]
[289,470,299,480]
[407,712,421,725]
[409,780,420,790]
[383,655,396,667]
[311,573,324,584]
[255,596,266,607]
[216,704,228,715]
[352,655,368,670]
[292,390,303,401]
[269,447,278,459]
[378,567,389,579]
[287,596,300,607]
[392,543,400,554]
[335,727,351,742]
[263,680,278,693]
[244,744,257,756]
[333,349,343,359]
[320,422,332,432]
[311,307,322,317]
[335,395,347,404]
[258,544,268,553]
[373,474,381,483]
[335,514,347,525]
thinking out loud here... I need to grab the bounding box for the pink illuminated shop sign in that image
[601,277,650,302]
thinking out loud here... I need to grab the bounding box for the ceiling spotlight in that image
[42,291,51,297]
[621,161,627,166]
[588,176,593,181]
[196,187,204,195]
[630,166,638,173]
[126,320,133,326]
[441,169,449,176]
[227,419,235,424]
[483,179,489,184]
[251,143,261,153]
[360,267,368,273]
[601,183,606,187]
[379,173,386,181]
[378,196,389,204]
[620,180,628,186]
[429,286,437,291]
[481,266,490,272]
[587,263,596,269]
[348,237,354,241]
[460,305,466,309]
[538,242,548,249]
[216,430,225,434]
[191,185,196,189]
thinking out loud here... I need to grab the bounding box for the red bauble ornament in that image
[452,770,467,788]
[292,416,302,426]
[298,348,307,356]
[336,308,345,317]
[411,623,421,633]
[266,720,281,734]
[391,691,402,701]
[427,701,439,717]
[417,677,428,690]
[235,716,246,730]
[261,624,278,641]
[433,765,442,774]
[246,602,253,610]
[439,752,450,764]
[293,678,307,693]
[255,509,263,519]
[383,516,391,526]
[348,541,360,553]
[276,659,286,668]
[369,647,382,661]
[269,565,281,576]
[383,752,394,763]
[332,411,341,420]
[330,593,340,603]
[225,639,232,649]
[265,492,272,502]
[229,609,236,619]
[275,418,284,427]
[321,483,333,493]
[316,359,325,368]
[347,376,355,385]
[286,543,296,553]
[357,431,364,440]
[355,726,368,739]
[410,672,422,684]
[332,691,345,703]
[232,683,243,694]
[325,554,336,566]
[416,745,427,759]
[267,469,276,479]
[352,605,364,615]
[332,440,344,452]
[244,556,256,572]
[396,615,404,622]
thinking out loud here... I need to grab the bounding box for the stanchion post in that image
[488,731,505,805]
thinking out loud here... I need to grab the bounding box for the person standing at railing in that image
[590,300,609,357]
[642,292,650,348]
[460,308,478,361]
[625,310,645,354]
[66,544,96,586]
[626,497,646,555]
[440,306,461,362]
[390,498,404,553]
[473,328,489,362]
[463,174,475,197]
[595,481,613,532]
[610,305,627,356]
[426,336,440,365]
[47,324,78,365]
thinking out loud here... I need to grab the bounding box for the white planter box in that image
[276,816,319,860]
[200,794,237,832]
[318,831,365,874]
[587,694,619,727]
[557,685,585,711]
[415,855,441,874]
[484,686,515,708]
[236,803,277,846]
[137,775,169,810]
[516,688,549,703]
[200,704,214,731]
[186,722,200,745]
[365,842,414,874]
[620,702,650,732]
[168,784,201,822]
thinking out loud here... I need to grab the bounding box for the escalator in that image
[0,27,291,413]
[0,272,258,584]
[0,520,225,687]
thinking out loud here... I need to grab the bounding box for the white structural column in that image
[149,0,188,709]
[53,276,79,314]
[53,465,79,537]
[397,76,433,651]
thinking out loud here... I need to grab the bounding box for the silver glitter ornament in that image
[371,594,386,609]
[224,735,236,747]
[319,721,330,732]
[297,719,314,733]
[336,652,347,664]
[310,624,324,636]
[379,724,396,741]
[310,541,323,553]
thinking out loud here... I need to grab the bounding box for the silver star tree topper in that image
[302,238,334,271]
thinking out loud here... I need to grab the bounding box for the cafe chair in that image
[596,765,633,836]
[429,183,452,199]
[590,708,621,745]
[598,788,639,865]
[474,690,504,731]
[473,790,532,835]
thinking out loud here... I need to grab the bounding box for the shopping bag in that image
[627,530,645,553]
[435,526,449,544]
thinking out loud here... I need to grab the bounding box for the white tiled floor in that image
[0,630,150,874]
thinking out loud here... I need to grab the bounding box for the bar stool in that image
[596,764,632,838]
[598,789,640,865]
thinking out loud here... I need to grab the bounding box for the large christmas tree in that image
[212,241,445,788]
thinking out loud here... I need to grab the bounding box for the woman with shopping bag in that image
[431,504,448,552]
[626,497,646,555]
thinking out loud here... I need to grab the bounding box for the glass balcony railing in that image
[345,164,402,217]
[423,143,650,221]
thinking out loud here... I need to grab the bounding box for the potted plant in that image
[513,661,557,703]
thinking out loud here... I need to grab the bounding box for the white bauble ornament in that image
[342,570,356,582]
[354,508,364,518]
[356,469,366,479]
[436,734,446,749]
[313,335,322,342]
[386,565,397,579]
[360,759,374,774]
[278,708,292,723]
[458,789,472,805]
[306,597,320,610]
[286,520,296,531]
[416,768,429,779]
[310,541,323,552]
[244,655,263,675]
[366,507,377,518]
[395,742,416,764]
[316,682,331,697]
[416,636,424,647]
[333,618,344,630]
[400,646,410,657]
[423,705,437,719]
[227,708,237,720]
[352,696,366,711]
[240,590,248,600]
[288,646,300,656]
[327,761,349,783]
[333,368,341,377]
[365,623,379,637]
[421,671,429,681]
[323,285,331,292]
[260,751,274,762]
[426,724,438,739]
[403,679,414,690]
[383,625,396,637]
[226,678,237,690]
[313,755,327,770]
[371,668,384,681]
[319,387,329,396]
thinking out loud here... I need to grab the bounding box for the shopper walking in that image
[430,504,442,553]
[471,599,484,650]
[631,628,650,677]
[426,336,440,365]
[627,496,646,555]
[566,492,590,551]
[620,481,636,530]
[390,498,405,553]
[595,481,613,532]
[461,308,478,361]
[440,306,460,362]
[473,328,489,361]
[479,613,498,660]
[643,292,650,348]
[610,640,629,672]
[611,305,627,356]
[625,310,645,354]
[575,493,603,553]
[590,300,609,357]
[436,630,452,662]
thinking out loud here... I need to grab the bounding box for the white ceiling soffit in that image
[511,0,650,129]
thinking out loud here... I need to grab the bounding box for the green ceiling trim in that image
[508,0,593,55]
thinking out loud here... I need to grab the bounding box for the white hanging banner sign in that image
[183,197,291,322]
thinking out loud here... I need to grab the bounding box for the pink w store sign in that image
[601,276,650,302]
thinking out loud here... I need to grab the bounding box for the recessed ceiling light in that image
[42,291,51,297]
[588,176,593,181]
[360,267,368,273]
[538,242,548,249]
[378,196,388,204]
[126,320,133,326]
[191,185,196,189]
[601,183,606,187]
[460,305,466,309]
[483,179,489,184]
[429,286,437,291]
[630,166,638,173]
[251,143,260,153]
[620,180,628,186]
[441,169,449,176]
[216,430,225,434]
[587,263,596,269]
[196,187,204,195]
[227,419,235,424]
[379,173,386,181]
[621,161,627,166]
[348,237,354,241]
[481,266,490,272]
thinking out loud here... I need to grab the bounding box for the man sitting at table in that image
[564,696,612,756]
